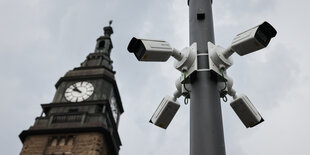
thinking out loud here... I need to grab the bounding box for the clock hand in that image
[73,87,82,93]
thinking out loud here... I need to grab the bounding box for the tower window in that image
[59,137,66,146]
[50,137,58,146]
[98,41,105,50]
[48,135,75,147]
[66,136,74,146]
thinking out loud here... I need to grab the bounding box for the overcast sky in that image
[1,0,309,154]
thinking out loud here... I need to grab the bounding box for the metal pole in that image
[189,0,226,155]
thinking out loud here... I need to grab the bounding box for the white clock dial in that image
[64,81,94,102]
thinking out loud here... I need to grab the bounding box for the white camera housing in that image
[127,37,184,62]
[128,37,198,83]
[150,96,180,129]
[230,94,264,128]
[223,21,277,57]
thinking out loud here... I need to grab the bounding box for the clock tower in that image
[19,23,124,155]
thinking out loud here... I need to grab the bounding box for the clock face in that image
[65,81,94,102]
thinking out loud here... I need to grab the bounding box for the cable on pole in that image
[183,71,190,105]
[219,68,228,102]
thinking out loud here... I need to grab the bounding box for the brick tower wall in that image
[20,132,109,155]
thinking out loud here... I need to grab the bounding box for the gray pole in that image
[189,0,226,155]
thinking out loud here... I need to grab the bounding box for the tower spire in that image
[94,20,114,55]
[80,21,115,70]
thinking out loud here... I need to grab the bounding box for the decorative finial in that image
[104,20,114,37]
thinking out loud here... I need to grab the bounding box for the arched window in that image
[98,41,105,50]
[50,137,58,146]
[59,137,66,146]
[66,137,74,146]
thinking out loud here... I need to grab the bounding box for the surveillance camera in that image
[223,21,277,57]
[230,94,264,128]
[150,96,180,129]
[127,37,184,62]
